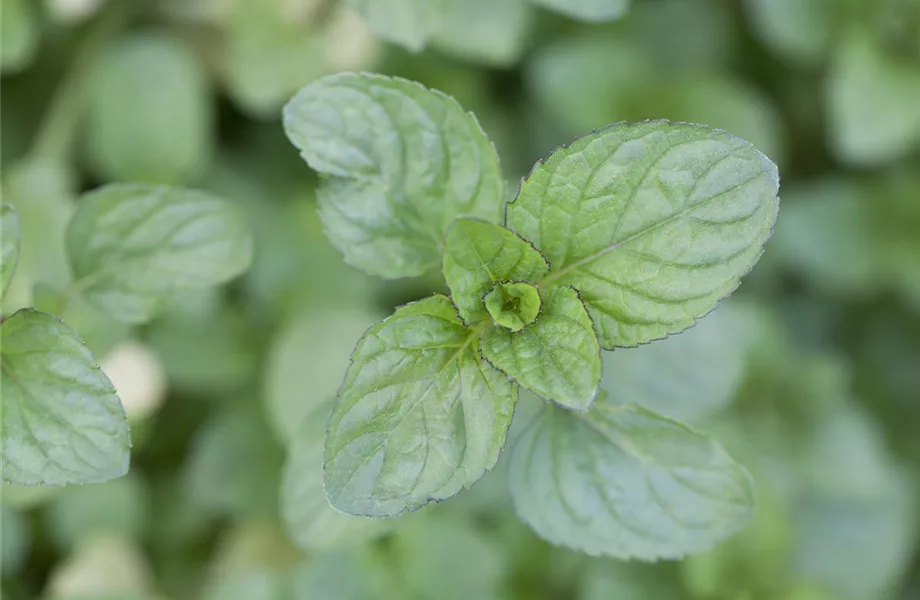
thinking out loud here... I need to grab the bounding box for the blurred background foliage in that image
[1,0,920,599]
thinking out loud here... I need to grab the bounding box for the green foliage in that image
[66,184,252,324]
[0,204,20,303]
[510,402,754,559]
[530,0,629,22]
[283,72,504,279]
[0,309,130,485]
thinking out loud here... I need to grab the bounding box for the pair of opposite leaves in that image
[283,72,778,559]
[1,186,251,486]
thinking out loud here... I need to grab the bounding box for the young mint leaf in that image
[442,217,549,326]
[282,399,393,551]
[283,73,505,279]
[1,204,20,303]
[508,121,779,349]
[86,33,212,184]
[0,309,130,485]
[484,281,542,332]
[509,402,754,559]
[529,0,629,22]
[600,304,747,422]
[480,286,600,410]
[66,184,253,324]
[827,31,920,166]
[324,295,516,517]
[346,0,442,52]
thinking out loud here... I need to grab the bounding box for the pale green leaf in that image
[529,0,629,22]
[1,504,28,575]
[265,306,381,443]
[600,304,747,421]
[86,33,212,184]
[432,0,534,67]
[480,286,600,410]
[0,309,130,485]
[0,0,39,73]
[510,402,754,559]
[508,121,779,349]
[201,570,292,600]
[442,217,549,326]
[282,399,393,551]
[827,31,920,166]
[283,72,505,279]
[743,0,833,66]
[346,0,442,52]
[294,549,394,600]
[483,281,542,332]
[580,560,682,600]
[66,184,253,324]
[324,295,516,517]
[1,204,20,303]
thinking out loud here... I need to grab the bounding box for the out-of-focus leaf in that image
[1,204,20,303]
[394,517,508,600]
[600,304,748,422]
[0,309,130,485]
[264,305,381,443]
[85,32,212,183]
[827,30,920,166]
[207,520,301,583]
[283,72,505,279]
[507,121,780,349]
[200,569,292,600]
[510,402,754,559]
[529,0,629,22]
[772,179,881,296]
[44,536,153,599]
[281,399,394,551]
[744,0,833,66]
[0,0,39,72]
[184,404,285,520]
[480,286,601,410]
[1,503,29,575]
[579,559,682,600]
[324,295,516,517]
[432,0,534,67]
[294,548,394,600]
[220,2,327,118]
[346,0,442,52]
[45,474,148,551]
[66,184,252,324]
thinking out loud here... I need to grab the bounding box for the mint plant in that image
[0,185,251,486]
[282,72,780,559]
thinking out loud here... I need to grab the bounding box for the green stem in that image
[29,1,131,163]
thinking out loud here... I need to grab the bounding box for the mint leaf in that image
[743,0,832,66]
[86,33,212,184]
[827,31,920,166]
[442,217,549,326]
[484,282,542,332]
[431,0,534,67]
[282,400,393,551]
[508,121,779,348]
[283,73,505,279]
[480,286,600,410]
[0,0,38,73]
[529,0,629,22]
[509,402,754,559]
[1,309,130,485]
[66,184,253,324]
[346,0,442,52]
[1,204,20,303]
[600,305,747,422]
[324,295,516,517]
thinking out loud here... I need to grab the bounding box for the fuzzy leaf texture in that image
[508,120,779,349]
[324,295,516,517]
[509,401,754,559]
[529,0,630,22]
[1,204,20,303]
[442,217,549,326]
[66,184,253,324]
[480,286,601,410]
[283,72,505,279]
[0,309,130,485]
